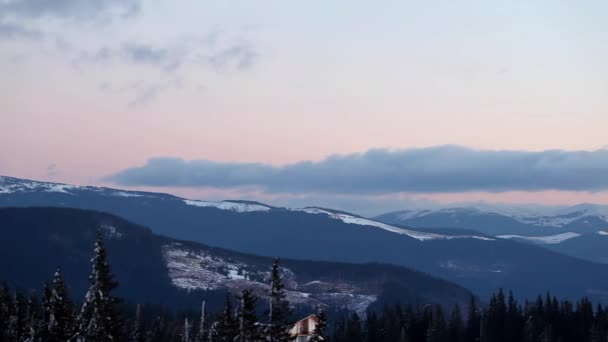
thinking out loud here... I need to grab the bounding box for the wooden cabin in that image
[290,314,321,341]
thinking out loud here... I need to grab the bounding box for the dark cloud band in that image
[108,146,608,194]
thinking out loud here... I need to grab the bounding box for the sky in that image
[1,0,608,216]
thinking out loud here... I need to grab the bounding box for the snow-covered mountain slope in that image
[0,207,473,315]
[0,176,488,242]
[183,199,271,212]
[292,207,493,241]
[7,175,608,301]
[374,204,608,265]
[374,204,608,236]
[162,243,377,315]
[497,232,581,245]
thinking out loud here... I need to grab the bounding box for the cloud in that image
[202,42,258,71]
[0,0,141,21]
[83,39,258,73]
[97,78,184,107]
[0,22,41,39]
[108,146,608,194]
[0,0,141,41]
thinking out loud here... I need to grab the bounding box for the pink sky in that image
[1,1,607,214]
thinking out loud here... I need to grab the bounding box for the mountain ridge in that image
[4,175,608,302]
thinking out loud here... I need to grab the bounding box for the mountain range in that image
[2,175,608,303]
[0,206,473,315]
[374,205,608,263]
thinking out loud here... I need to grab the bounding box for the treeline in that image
[331,290,608,342]
[0,232,326,342]
[3,231,608,341]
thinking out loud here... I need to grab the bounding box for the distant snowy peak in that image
[183,200,271,213]
[0,176,152,198]
[497,232,581,244]
[0,176,79,195]
[294,207,494,242]
[384,204,608,228]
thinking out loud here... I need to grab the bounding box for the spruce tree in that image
[46,268,74,341]
[309,308,327,342]
[236,289,260,342]
[426,305,447,342]
[76,230,122,341]
[344,313,362,342]
[465,296,480,342]
[25,291,42,341]
[447,304,464,342]
[195,301,206,342]
[182,318,192,342]
[216,293,237,342]
[0,283,12,340]
[9,291,28,341]
[266,258,292,342]
[132,304,144,342]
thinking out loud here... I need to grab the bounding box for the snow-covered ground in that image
[294,207,494,241]
[183,200,271,213]
[162,243,377,315]
[497,232,581,244]
[385,203,608,229]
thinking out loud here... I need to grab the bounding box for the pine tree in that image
[76,230,122,341]
[465,296,480,342]
[0,283,12,340]
[309,308,327,342]
[448,304,464,342]
[45,268,75,341]
[195,301,206,342]
[345,313,363,342]
[364,311,380,342]
[216,293,237,342]
[132,304,144,342]
[8,290,28,341]
[236,289,260,342]
[266,258,292,342]
[182,318,192,342]
[25,291,42,341]
[426,305,447,342]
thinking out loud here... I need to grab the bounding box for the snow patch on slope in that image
[386,204,608,229]
[162,243,377,315]
[112,191,145,198]
[183,200,271,213]
[100,224,123,239]
[294,208,494,241]
[497,232,581,244]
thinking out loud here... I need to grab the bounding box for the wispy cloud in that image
[97,78,184,107]
[81,38,258,73]
[1,1,259,105]
[0,22,41,39]
[0,0,141,21]
[108,146,608,194]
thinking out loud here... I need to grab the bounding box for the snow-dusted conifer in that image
[75,230,121,341]
[309,308,327,342]
[182,318,191,342]
[9,291,27,341]
[266,258,292,342]
[195,301,206,342]
[24,292,41,342]
[0,283,13,340]
[132,304,144,342]
[46,268,74,341]
[216,293,237,341]
[236,289,260,342]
